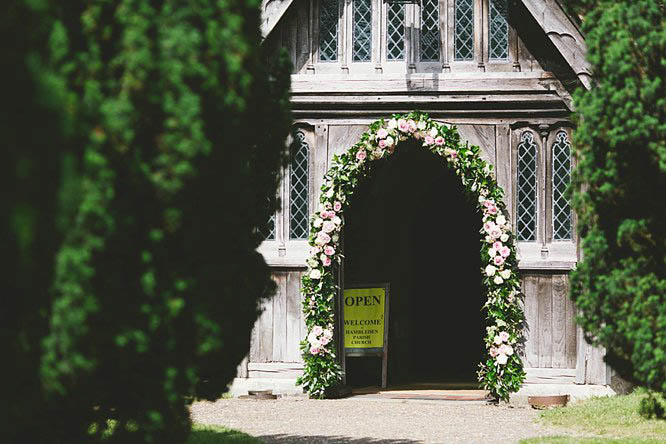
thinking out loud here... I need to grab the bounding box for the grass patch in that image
[187,425,260,444]
[521,437,664,444]
[521,390,666,444]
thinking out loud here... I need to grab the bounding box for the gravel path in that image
[191,397,567,443]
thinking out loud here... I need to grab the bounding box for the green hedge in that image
[569,0,665,394]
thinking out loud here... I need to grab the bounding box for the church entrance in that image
[343,139,485,388]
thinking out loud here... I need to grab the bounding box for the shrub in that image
[569,0,665,394]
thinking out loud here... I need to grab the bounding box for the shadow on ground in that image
[189,426,418,444]
[259,435,419,444]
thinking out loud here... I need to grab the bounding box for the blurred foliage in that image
[569,0,665,394]
[2,0,291,443]
[1,0,75,442]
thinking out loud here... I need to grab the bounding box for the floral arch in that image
[297,112,526,401]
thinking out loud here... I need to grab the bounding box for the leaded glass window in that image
[420,0,440,61]
[517,131,538,241]
[552,131,572,240]
[319,0,339,61]
[290,131,310,239]
[454,0,474,60]
[386,3,405,61]
[353,0,372,61]
[489,0,509,60]
[260,214,276,240]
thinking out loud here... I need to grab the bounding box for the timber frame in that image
[233,0,617,400]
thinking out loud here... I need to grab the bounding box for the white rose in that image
[332,216,342,226]
[500,269,511,280]
[326,188,335,198]
[501,344,514,356]
[488,248,497,257]
[493,276,504,285]
[417,120,426,130]
[485,264,497,276]
[429,128,438,138]
[500,233,509,242]
[496,215,506,226]
[387,119,397,129]
[386,136,395,147]
[331,234,339,243]
[478,195,486,203]
[496,354,508,365]
[309,269,321,280]
[313,218,323,228]
[494,335,502,345]
[307,258,318,268]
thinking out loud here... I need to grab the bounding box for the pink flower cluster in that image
[481,199,512,286]
[307,325,333,355]
[489,331,514,365]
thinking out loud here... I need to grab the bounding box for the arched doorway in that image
[343,139,484,387]
[298,113,524,401]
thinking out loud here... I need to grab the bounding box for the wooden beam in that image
[261,0,295,38]
[520,0,592,89]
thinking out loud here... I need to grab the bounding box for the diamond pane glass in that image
[455,0,474,60]
[290,132,310,239]
[552,131,572,240]
[489,0,509,60]
[387,3,405,61]
[353,0,372,61]
[319,0,338,61]
[517,131,538,241]
[260,213,276,240]
[420,0,440,61]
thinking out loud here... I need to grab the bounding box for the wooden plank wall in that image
[521,272,577,369]
[250,270,306,363]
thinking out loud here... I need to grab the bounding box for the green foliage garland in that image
[297,112,526,401]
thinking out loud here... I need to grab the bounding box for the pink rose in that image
[483,222,495,233]
[398,119,409,132]
[425,135,435,145]
[322,221,336,233]
[493,255,505,266]
[322,256,332,266]
[487,205,498,215]
[490,227,502,239]
[378,139,387,149]
[320,335,330,345]
[500,246,511,258]
[489,347,499,357]
[356,150,367,161]
[324,245,335,256]
[449,150,458,159]
[499,344,514,356]
[499,331,510,342]
[435,136,445,146]
[315,231,331,245]
[310,346,321,355]
[377,128,389,138]
[493,241,503,251]
[408,119,417,132]
[312,326,323,335]
[333,201,342,212]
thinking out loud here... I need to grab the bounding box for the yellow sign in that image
[343,287,386,349]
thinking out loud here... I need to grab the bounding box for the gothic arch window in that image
[517,131,538,242]
[552,131,572,240]
[289,131,310,239]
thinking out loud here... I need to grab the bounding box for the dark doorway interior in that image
[343,140,484,387]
